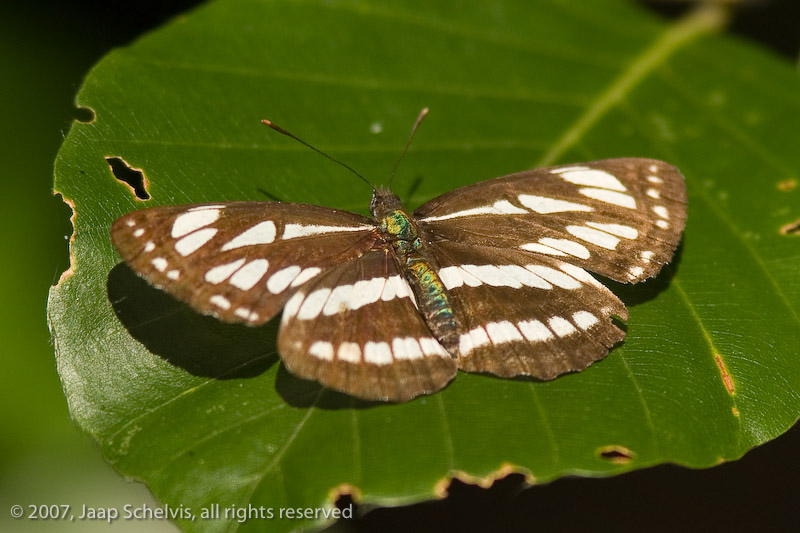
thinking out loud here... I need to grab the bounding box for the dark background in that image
[2,1,797,532]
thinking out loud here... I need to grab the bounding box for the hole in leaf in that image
[74,105,95,123]
[780,220,800,236]
[597,445,635,464]
[107,157,150,200]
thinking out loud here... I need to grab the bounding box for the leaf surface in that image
[48,1,800,531]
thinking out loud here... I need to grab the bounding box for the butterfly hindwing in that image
[415,158,686,284]
[428,241,627,379]
[111,201,377,325]
[278,250,457,401]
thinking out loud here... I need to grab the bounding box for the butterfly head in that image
[370,186,403,219]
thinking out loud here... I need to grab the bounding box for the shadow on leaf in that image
[275,365,388,411]
[604,241,684,308]
[107,263,277,380]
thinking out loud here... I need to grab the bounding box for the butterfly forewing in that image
[111,201,377,326]
[416,158,686,284]
[278,250,457,401]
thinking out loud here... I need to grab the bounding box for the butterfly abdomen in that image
[377,206,461,356]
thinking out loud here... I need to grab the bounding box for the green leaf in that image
[48,1,800,531]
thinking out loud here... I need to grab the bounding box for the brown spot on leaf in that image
[107,156,150,200]
[780,220,800,236]
[714,353,735,395]
[597,445,635,464]
[732,407,740,417]
[777,179,797,192]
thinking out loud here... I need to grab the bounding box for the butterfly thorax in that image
[371,187,461,357]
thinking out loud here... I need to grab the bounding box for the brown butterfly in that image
[111,110,686,402]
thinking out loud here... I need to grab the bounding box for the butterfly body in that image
[373,189,462,356]
[112,157,686,402]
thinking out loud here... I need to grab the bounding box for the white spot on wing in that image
[297,288,331,320]
[421,200,527,222]
[468,327,491,349]
[520,242,568,256]
[653,205,669,219]
[210,295,231,310]
[586,222,638,239]
[338,342,361,363]
[525,265,581,290]
[221,221,276,251]
[283,292,305,319]
[392,337,423,360]
[290,267,322,288]
[133,228,145,237]
[144,241,155,253]
[578,188,637,209]
[461,264,521,288]
[234,307,259,321]
[175,228,218,256]
[656,220,670,229]
[518,319,554,342]
[518,194,593,214]
[229,259,269,290]
[349,277,386,310]
[537,238,590,259]
[566,225,620,250]
[554,168,626,191]
[548,316,577,337]
[439,266,464,289]
[281,223,370,240]
[267,265,301,294]
[558,263,601,287]
[647,188,660,199]
[323,284,353,316]
[364,341,393,365]
[647,175,663,184]
[419,337,447,356]
[572,311,599,330]
[499,265,552,289]
[309,341,334,360]
[628,266,645,280]
[151,257,168,272]
[486,321,524,344]
[172,208,220,238]
[167,270,180,280]
[205,258,247,284]
[640,251,655,262]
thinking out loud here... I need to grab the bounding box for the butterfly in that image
[111,110,687,402]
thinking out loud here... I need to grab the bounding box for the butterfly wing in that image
[111,202,377,326]
[278,249,457,401]
[415,158,686,283]
[428,241,627,379]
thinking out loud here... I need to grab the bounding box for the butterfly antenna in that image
[261,119,374,189]
[388,107,428,189]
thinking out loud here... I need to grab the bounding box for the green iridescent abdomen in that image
[380,209,460,355]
